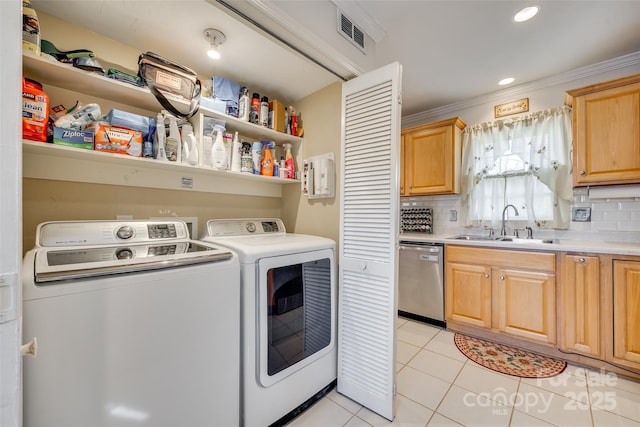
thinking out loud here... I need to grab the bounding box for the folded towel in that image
[212,76,240,108]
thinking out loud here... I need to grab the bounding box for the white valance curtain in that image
[460,106,573,229]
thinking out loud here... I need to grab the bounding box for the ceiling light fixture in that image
[499,77,515,86]
[203,28,226,60]
[514,5,539,22]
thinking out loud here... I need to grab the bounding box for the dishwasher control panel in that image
[400,207,433,233]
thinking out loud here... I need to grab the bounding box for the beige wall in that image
[283,82,342,246]
[22,179,281,251]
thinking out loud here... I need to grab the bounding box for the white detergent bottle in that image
[165,115,181,162]
[155,113,168,162]
[181,123,199,166]
[230,131,242,172]
[211,125,228,170]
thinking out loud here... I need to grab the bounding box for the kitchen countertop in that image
[400,233,640,256]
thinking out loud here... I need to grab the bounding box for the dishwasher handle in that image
[399,244,441,253]
[399,244,442,262]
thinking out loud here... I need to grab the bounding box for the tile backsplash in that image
[401,187,640,243]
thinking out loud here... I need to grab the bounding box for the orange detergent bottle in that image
[22,77,49,142]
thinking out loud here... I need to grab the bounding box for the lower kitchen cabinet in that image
[445,245,556,345]
[496,267,556,344]
[560,255,601,357]
[446,262,492,328]
[611,259,640,369]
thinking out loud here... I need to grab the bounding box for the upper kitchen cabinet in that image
[566,73,640,187]
[401,117,466,196]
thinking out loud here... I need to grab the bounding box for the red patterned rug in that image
[454,333,567,378]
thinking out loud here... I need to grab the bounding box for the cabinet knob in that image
[579,257,585,263]
[500,275,505,280]
[484,274,489,279]
[579,170,586,176]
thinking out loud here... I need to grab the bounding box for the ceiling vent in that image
[337,9,367,53]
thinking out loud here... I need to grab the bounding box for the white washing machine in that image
[201,218,337,427]
[22,220,241,427]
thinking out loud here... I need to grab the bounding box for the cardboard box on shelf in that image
[90,123,143,156]
[53,127,94,150]
[269,100,285,133]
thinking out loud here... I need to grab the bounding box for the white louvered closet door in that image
[338,62,402,421]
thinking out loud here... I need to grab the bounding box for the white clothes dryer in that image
[201,218,337,427]
[22,220,241,427]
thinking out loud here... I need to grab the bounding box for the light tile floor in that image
[288,318,640,427]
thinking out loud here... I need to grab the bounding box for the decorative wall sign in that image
[494,98,529,118]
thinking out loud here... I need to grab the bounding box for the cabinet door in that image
[561,255,600,357]
[404,125,454,195]
[573,81,640,186]
[496,268,556,344]
[612,260,640,368]
[445,262,491,328]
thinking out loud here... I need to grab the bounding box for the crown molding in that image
[402,50,640,128]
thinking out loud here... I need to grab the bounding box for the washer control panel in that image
[37,221,188,247]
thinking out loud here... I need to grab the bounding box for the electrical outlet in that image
[572,207,591,222]
[449,210,458,222]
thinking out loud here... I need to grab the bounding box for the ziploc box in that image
[90,122,143,157]
[53,127,94,150]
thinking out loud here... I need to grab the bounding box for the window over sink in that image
[460,106,573,229]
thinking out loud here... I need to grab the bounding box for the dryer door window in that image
[258,249,335,387]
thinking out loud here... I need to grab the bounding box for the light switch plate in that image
[449,210,458,221]
[572,207,591,222]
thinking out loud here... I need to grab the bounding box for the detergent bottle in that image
[181,123,198,166]
[260,141,274,176]
[283,143,295,179]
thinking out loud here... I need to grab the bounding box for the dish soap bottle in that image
[283,143,295,179]
[211,125,228,170]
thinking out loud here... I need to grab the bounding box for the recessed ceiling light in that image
[499,77,515,86]
[514,6,539,22]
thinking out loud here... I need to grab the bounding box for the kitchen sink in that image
[449,235,559,244]
[450,235,495,241]
[499,237,559,244]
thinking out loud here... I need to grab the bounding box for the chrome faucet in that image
[500,204,519,236]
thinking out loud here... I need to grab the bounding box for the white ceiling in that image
[31,0,640,117]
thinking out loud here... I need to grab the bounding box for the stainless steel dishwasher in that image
[398,241,445,327]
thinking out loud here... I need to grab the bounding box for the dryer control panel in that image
[204,218,286,237]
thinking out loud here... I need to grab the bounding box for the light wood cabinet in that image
[560,255,601,357]
[611,260,640,369]
[446,262,492,328]
[401,117,466,195]
[566,74,640,187]
[445,245,556,345]
[495,268,556,344]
